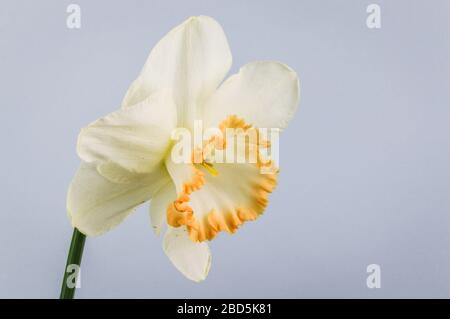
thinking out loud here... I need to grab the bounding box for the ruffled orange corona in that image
[167,115,279,242]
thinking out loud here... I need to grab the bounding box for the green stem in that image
[60,228,86,299]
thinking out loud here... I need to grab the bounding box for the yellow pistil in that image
[201,162,219,177]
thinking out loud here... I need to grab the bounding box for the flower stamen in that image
[200,162,219,177]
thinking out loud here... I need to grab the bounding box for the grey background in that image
[1,0,449,298]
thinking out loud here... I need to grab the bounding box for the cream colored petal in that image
[148,180,176,235]
[121,16,232,130]
[204,61,300,130]
[67,162,170,236]
[96,161,146,184]
[163,226,211,282]
[77,93,176,175]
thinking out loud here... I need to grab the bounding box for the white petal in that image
[149,180,176,235]
[96,161,145,184]
[163,226,211,282]
[204,61,300,130]
[67,162,170,236]
[121,16,232,129]
[77,93,176,175]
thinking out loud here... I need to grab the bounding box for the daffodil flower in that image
[65,16,300,285]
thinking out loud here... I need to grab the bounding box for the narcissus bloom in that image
[67,16,300,282]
